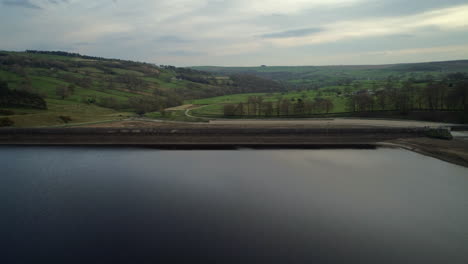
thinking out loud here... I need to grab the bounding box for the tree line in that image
[26,50,118,62]
[0,80,47,109]
[223,96,334,117]
[346,73,468,113]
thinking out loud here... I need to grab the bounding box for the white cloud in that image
[63,23,133,42]
[234,0,362,15]
[265,4,468,47]
[368,45,468,57]
[286,44,468,66]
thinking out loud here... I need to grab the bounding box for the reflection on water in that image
[1,147,467,263]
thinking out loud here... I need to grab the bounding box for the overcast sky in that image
[1,0,468,66]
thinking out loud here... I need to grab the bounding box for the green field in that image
[187,86,356,117]
[2,99,132,127]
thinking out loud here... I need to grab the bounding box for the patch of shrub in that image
[59,116,72,123]
[424,128,453,140]
[0,109,15,115]
[0,90,47,109]
[0,117,14,127]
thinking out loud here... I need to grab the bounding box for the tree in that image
[236,102,245,116]
[247,96,264,116]
[375,89,387,110]
[0,117,14,127]
[129,96,164,115]
[18,78,34,93]
[11,64,26,77]
[304,99,314,115]
[323,98,334,113]
[256,96,264,115]
[354,93,374,112]
[279,99,291,116]
[0,79,9,95]
[394,88,410,113]
[275,96,283,116]
[59,116,72,123]
[56,85,70,99]
[313,97,334,113]
[77,77,93,89]
[68,84,76,95]
[424,82,445,110]
[402,80,415,110]
[247,96,256,116]
[223,104,237,116]
[294,98,305,115]
[384,79,398,110]
[0,87,47,109]
[263,101,274,116]
[346,95,357,112]
[445,73,468,110]
[98,97,121,109]
[107,79,115,90]
[165,93,183,108]
[117,74,146,91]
[414,86,425,110]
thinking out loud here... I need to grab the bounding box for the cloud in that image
[265,4,468,47]
[1,0,468,66]
[2,0,69,9]
[261,27,322,39]
[3,0,41,9]
[367,44,468,57]
[235,0,363,15]
[312,44,468,65]
[72,42,91,46]
[63,23,133,42]
[167,50,204,56]
[155,35,191,43]
[48,0,68,3]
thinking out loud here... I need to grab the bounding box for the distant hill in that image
[193,60,468,88]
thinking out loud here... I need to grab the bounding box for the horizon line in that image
[2,49,468,68]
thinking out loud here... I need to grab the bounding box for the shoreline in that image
[1,126,467,168]
[383,138,468,168]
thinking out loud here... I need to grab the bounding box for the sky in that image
[1,0,468,66]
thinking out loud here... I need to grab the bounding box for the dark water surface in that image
[1,147,467,263]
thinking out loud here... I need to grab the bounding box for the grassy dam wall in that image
[0,127,444,148]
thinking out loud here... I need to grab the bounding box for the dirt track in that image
[86,118,455,129]
[209,118,455,128]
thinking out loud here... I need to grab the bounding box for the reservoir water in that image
[1,147,467,263]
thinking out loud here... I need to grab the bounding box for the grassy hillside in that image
[1,100,127,127]
[0,51,236,127]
